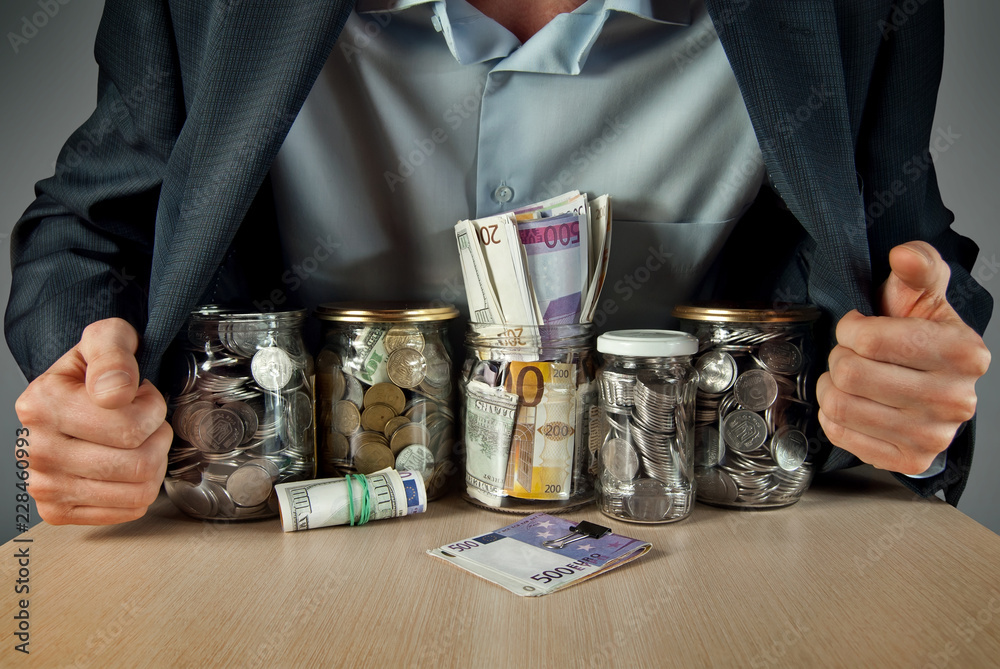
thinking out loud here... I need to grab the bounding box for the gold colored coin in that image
[353,442,395,475]
[386,348,427,389]
[350,430,389,458]
[364,382,406,414]
[390,423,430,456]
[361,403,396,432]
[332,400,361,435]
[383,415,410,439]
[329,432,350,461]
[316,348,342,373]
[383,326,425,354]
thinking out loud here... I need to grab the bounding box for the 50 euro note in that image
[275,468,426,532]
[502,361,578,500]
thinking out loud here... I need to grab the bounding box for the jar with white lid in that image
[596,330,699,523]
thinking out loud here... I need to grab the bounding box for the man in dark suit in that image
[7,0,991,525]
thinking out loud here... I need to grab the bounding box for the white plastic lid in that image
[597,330,698,357]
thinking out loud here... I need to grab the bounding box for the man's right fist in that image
[14,318,172,525]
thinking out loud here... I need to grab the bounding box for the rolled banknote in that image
[463,380,519,507]
[275,468,426,532]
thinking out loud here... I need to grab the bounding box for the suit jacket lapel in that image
[706,0,874,319]
[139,0,356,376]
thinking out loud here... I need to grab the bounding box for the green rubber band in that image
[345,474,357,526]
[358,474,372,525]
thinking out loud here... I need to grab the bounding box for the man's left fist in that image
[816,241,990,475]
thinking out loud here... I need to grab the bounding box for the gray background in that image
[0,1,996,543]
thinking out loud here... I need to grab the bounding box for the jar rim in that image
[315,301,459,323]
[188,306,307,323]
[672,303,821,323]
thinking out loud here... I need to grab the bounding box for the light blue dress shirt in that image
[270,0,764,331]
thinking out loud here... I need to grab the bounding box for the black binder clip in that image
[542,521,612,550]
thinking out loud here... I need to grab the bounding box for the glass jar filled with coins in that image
[461,323,598,513]
[595,330,699,523]
[314,303,459,500]
[673,304,821,509]
[163,307,316,520]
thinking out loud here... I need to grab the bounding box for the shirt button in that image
[494,185,514,203]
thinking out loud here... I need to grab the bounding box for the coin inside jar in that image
[360,403,397,433]
[384,326,425,353]
[390,423,430,455]
[733,369,779,412]
[353,442,395,474]
[251,346,294,391]
[196,407,245,453]
[333,400,361,435]
[394,444,435,478]
[601,437,639,482]
[758,339,803,375]
[770,426,808,471]
[722,410,768,453]
[695,350,738,394]
[386,348,427,389]
[226,461,276,507]
[364,383,406,415]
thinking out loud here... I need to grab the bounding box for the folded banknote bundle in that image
[428,512,650,596]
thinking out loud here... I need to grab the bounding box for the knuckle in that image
[821,390,851,426]
[851,328,882,360]
[35,502,71,526]
[829,355,864,393]
[14,390,40,425]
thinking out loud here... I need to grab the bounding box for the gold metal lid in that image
[314,301,460,323]
[672,303,821,323]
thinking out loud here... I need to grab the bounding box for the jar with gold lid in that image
[672,304,821,509]
[314,302,459,500]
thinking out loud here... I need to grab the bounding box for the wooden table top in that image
[3,467,998,668]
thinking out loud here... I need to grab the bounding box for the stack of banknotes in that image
[454,190,612,327]
[454,191,612,509]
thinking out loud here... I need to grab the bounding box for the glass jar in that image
[314,302,459,501]
[163,307,316,520]
[673,304,821,509]
[595,331,699,523]
[461,323,598,513]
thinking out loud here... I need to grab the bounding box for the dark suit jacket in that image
[5,0,992,504]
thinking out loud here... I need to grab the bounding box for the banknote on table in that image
[463,380,520,508]
[427,512,651,596]
[275,468,426,532]
[502,361,578,500]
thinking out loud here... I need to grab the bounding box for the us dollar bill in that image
[275,468,426,532]
[503,361,578,500]
[463,380,519,508]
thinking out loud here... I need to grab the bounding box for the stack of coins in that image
[164,309,315,520]
[599,368,693,520]
[316,324,455,498]
[691,328,813,507]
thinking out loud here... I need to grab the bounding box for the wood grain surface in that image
[2,467,998,668]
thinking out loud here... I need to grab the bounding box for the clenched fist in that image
[817,241,991,475]
[14,318,172,524]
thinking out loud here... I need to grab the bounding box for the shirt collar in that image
[356,0,693,74]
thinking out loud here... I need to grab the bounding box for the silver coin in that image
[601,437,640,482]
[343,374,365,408]
[722,410,768,453]
[251,347,294,392]
[224,401,259,445]
[203,480,236,518]
[696,351,738,394]
[695,425,724,467]
[759,340,803,375]
[625,479,673,521]
[170,481,215,517]
[394,444,435,478]
[695,467,739,503]
[196,407,245,453]
[226,462,275,507]
[734,370,778,412]
[771,426,808,471]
